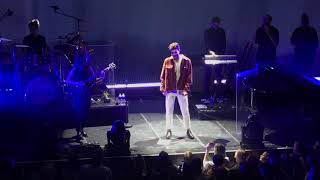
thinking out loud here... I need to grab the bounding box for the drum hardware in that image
[0,37,13,43]
[49,5,86,34]
[0,9,14,22]
[0,38,14,64]
[15,44,30,48]
[49,4,89,67]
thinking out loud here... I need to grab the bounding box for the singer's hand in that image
[162,91,167,96]
[181,91,188,96]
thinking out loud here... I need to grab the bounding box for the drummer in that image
[23,19,49,66]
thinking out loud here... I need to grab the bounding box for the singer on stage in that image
[160,42,194,139]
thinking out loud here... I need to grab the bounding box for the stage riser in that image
[88,104,128,127]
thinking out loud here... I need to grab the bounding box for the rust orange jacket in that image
[160,54,192,93]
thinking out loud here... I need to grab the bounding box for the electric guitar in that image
[94,62,116,85]
[66,62,116,94]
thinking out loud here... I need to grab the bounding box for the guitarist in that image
[65,51,95,139]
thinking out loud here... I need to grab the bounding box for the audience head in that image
[111,120,126,134]
[214,143,226,157]
[260,152,270,164]
[157,151,171,168]
[183,151,193,162]
[234,149,247,164]
[301,13,310,26]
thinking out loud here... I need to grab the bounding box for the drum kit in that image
[0,6,115,107]
[0,32,100,106]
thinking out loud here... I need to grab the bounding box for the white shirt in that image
[174,55,182,83]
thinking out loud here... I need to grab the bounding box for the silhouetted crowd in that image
[1,140,320,180]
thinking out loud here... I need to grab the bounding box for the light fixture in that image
[106,82,161,89]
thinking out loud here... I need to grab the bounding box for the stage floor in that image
[62,113,280,155]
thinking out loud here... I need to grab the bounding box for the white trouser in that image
[165,92,191,130]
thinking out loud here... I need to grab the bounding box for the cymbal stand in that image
[56,36,65,93]
[50,6,86,93]
[50,6,85,37]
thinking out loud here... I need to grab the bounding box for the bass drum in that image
[24,74,61,106]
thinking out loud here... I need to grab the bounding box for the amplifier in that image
[88,102,128,127]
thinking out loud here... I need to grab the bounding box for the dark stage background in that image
[1,0,320,83]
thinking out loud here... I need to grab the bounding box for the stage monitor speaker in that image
[88,102,128,127]
[240,114,264,149]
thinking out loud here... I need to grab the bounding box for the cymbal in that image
[15,44,30,48]
[64,43,78,47]
[67,31,87,36]
[48,38,68,42]
[0,37,13,42]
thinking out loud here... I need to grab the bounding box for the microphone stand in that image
[50,7,85,33]
[124,79,132,128]
[50,6,86,92]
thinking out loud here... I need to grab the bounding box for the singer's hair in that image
[28,19,40,29]
[168,42,180,51]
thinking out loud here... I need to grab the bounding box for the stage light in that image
[314,77,320,81]
[128,82,161,88]
[106,84,126,89]
[106,82,161,89]
[214,80,218,84]
[236,67,258,78]
[221,79,227,84]
[303,76,320,86]
[204,59,237,65]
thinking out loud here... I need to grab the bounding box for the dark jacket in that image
[160,54,192,93]
[204,27,226,55]
[255,26,279,61]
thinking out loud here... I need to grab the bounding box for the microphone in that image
[6,9,13,16]
[50,5,60,11]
